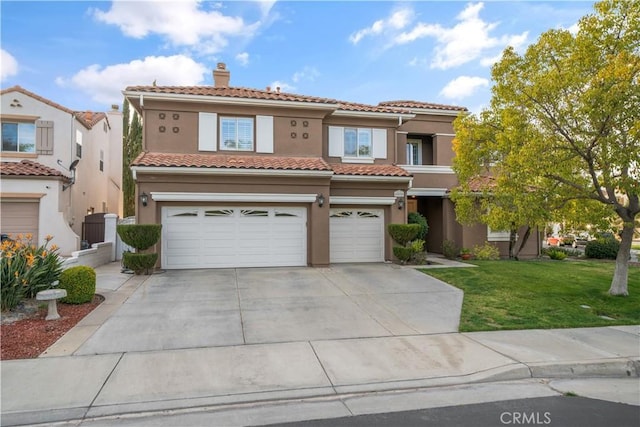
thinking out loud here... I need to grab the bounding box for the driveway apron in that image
[75,264,463,355]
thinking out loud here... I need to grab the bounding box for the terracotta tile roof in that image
[131,152,332,171]
[330,163,411,177]
[1,85,108,129]
[125,85,339,105]
[465,176,497,192]
[75,111,108,129]
[378,100,467,112]
[1,160,70,181]
[337,101,411,115]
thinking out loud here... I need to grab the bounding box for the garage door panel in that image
[162,206,307,269]
[1,201,39,240]
[330,208,384,263]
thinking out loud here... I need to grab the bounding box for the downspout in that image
[394,116,403,165]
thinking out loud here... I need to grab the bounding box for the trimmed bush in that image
[408,212,429,240]
[585,238,619,260]
[473,242,500,260]
[393,246,414,263]
[388,224,421,247]
[442,240,459,260]
[547,249,567,260]
[122,252,159,275]
[59,266,96,304]
[117,224,162,250]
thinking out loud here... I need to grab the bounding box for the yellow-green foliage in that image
[59,266,96,304]
[473,243,500,260]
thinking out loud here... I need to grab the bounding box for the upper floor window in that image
[75,130,83,158]
[344,128,372,158]
[221,117,254,151]
[1,122,35,153]
[406,139,422,165]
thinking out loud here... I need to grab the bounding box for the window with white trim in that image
[220,117,254,151]
[344,128,372,158]
[1,121,35,153]
[75,130,83,158]
[487,227,512,242]
[406,139,422,165]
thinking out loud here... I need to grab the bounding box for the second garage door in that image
[162,206,307,269]
[330,208,384,263]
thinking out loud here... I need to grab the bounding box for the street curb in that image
[528,358,640,379]
[2,360,636,427]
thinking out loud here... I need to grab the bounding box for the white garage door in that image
[162,206,307,269]
[330,208,384,263]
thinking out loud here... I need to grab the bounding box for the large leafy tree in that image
[122,99,143,217]
[452,0,639,295]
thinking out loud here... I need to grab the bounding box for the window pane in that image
[1,123,18,151]
[344,128,357,156]
[18,123,35,153]
[237,118,253,151]
[358,129,371,157]
[221,118,237,149]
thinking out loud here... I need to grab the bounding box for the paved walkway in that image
[1,260,638,426]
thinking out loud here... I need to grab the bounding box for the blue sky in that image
[1,1,595,114]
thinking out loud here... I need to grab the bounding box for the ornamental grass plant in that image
[1,234,63,310]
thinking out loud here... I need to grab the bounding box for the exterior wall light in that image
[140,192,149,207]
[317,193,325,208]
[397,196,405,210]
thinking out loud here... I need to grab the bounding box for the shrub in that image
[547,249,567,260]
[122,252,159,275]
[585,238,619,260]
[408,212,429,240]
[473,242,500,260]
[393,246,414,263]
[387,224,421,247]
[116,224,162,250]
[541,247,582,258]
[442,240,459,260]
[1,234,63,310]
[59,266,96,304]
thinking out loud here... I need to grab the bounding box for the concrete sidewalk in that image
[1,263,638,426]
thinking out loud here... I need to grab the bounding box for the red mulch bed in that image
[1,295,104,360]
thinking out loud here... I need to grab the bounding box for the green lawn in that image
[421,260,640,332]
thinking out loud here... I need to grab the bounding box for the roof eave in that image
[122,90,339,111]
[332,110,415,120]
[131,165,334,180]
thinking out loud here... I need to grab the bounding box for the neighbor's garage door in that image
[330,208,384,263]
[1,201,39,241]
[162,206,307,269]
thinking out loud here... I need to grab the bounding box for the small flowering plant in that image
[1,234,63,310]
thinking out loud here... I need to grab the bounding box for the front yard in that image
[422,260,640,332]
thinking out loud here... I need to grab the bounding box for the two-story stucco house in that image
[1,86,123,255]
[124,64,539,269]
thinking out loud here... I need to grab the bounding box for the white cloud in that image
[269,80,295,93]
[270,66,320,93]
[92,1,265,54]
[292,66,319,83]
[56,55,207,106]
[1,49,18,81]
[355,2,527,70]
[440,76,489,99]
[236,52,250,66]
[349,7,412,44]
[395,2,528,69]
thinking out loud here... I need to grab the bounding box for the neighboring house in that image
[123,63,537,269]
[0,86,123,255]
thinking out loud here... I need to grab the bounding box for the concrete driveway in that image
[75,264,463,355]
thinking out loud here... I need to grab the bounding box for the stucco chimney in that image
[213,63,230,88]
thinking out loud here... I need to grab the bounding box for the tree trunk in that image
[508,226,517,259]
[514,226,532,260]
[609,223,633,296]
